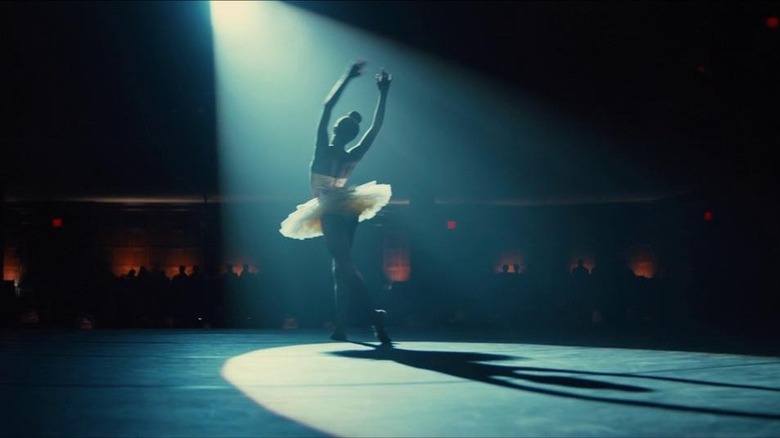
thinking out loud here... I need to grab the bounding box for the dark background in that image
[4,1,217,199]
[2,1,779,332]
[4,1,778,202]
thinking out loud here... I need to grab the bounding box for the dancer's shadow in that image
[329,342,780,420]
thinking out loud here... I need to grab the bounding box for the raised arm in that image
[316,60,365,150]
[349,69,391,159]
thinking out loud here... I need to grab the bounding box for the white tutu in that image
[279,181,392,240]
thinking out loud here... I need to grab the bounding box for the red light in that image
[703,211,713,221]
[767,16,779,29]
[446,220,457,230]
[52,218,63,228]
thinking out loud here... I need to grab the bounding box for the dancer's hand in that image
[347,60,366,79]
[376,68,392,92]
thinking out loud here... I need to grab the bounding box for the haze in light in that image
[207,0,639,207]
[207,0,670,323]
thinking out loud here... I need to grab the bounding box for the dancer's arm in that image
[349,69,391,159]
[315,60,365,151]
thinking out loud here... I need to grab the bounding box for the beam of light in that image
[208,1,675,321]
[209,1,656,209]
[209,1,257,36]
[3,249,21,287]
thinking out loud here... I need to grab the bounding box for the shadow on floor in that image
[329,341,780,421]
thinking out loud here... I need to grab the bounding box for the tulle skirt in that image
[279,181,392,240]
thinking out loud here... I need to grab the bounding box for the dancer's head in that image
[333,111,362,146]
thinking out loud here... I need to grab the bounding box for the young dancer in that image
[280,60,392,344]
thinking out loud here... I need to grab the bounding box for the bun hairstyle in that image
[335,111,362,142]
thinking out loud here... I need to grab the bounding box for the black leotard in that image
[310,145,361,197]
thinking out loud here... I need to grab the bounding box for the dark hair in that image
[335,111,362,142]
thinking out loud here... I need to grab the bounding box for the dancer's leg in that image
[321,214,390,343]
[321,214,352,339]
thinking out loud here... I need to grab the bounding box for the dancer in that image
[280,60,393,344]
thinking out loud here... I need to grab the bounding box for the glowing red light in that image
[52,218,63,228]
[695,65,706,74]
[703,211,713,221]
[767,16,779,29]
[446,220,457,230]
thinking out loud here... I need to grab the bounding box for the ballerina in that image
[280,60,393,344]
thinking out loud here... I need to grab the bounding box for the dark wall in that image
[2,194,775,331]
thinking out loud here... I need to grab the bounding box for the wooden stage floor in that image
[3,327,780,437]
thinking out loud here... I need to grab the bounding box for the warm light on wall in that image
[111,247,149,277]
[3,246,21,286]
[217,259,259,276]
[108,230,203,278]
[162,249,204,278]
[630,261,656,279]
[627,245,657,279]
[383,232,411,282]
[495,250,524,273]
[111,250,203,278]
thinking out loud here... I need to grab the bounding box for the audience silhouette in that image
[0,255,673,334]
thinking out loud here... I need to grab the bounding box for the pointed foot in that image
[372,309,392,345]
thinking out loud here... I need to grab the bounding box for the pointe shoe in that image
[372,309,392,344]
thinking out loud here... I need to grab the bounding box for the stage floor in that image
[2,327,780,437]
